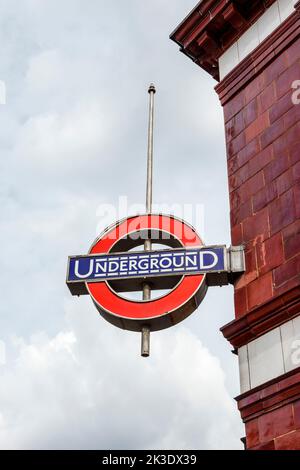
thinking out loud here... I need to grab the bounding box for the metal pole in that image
[146,83,155,214]
[141,83,156,358]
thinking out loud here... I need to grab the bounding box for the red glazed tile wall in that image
[246,400,300,450]
[238,369,300,450]
[224,37,300,319]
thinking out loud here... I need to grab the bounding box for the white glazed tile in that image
[248,327,284,389]
[278,0,296,22]
[280,319,295,373]
[291,316,300,369]
[258,2,281,43]
[293,315,300,335]
[238,23,259,62]
[238,346,251,393]
[218,1,295,80]
[219,42,239,79]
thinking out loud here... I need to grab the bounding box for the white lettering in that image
[173,254,184,268]
[150,258,159,269]
[128,259,138,271]
[186,254,197,267]
[74,259,94,279]
[108,261,119,273]
[95,260,107,273]
[138,258,149,270]
[119,259,128,271]
[200,250,218,269]
[159,256,172,268]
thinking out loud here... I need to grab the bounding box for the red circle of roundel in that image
[87,214,207,332]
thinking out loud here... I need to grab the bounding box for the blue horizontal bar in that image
[67,246,226,284]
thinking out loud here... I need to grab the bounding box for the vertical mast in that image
[141,83,156,357]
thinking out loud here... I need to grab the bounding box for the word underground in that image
[67,246,226,283]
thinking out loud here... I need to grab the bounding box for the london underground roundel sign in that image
[67,214,245,333]
[89,214,207,332]
[68,214,208,331]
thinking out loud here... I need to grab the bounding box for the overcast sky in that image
[0,0,244,449]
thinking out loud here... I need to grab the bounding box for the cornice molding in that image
[215,11,300,105]
[221,286,300,349]
[236,367,300,423]
[170,0,278,80]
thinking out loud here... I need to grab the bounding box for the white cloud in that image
[15,102,110,169]
[0,301,242,450]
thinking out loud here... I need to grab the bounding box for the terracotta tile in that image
[283,219,300,260]
[231,223,243,245]
[237,138,260,167]
[240,401,264,420]
[286,122,300,148]
[276,169,293,195]
[269,189,295,235]
[251,440,275,450]
[224,92,245,123]
[273,134,288,156]
[248,145,273,177]
[275,430,300,450]
[247,272,273,310]
[264,152,290,183]
[227,155,239,176]
[259,82,276,114]
[245,112,269,144]
[231,200,252,225]
[274,275,300,296]
[278,372,300,391]
[258,405,294,443]
[246,419,260,449]
[269,92,294,124]
[225,110,244,141]
[286,37,300,67]
[239,171,265,204]
[245,74,266,105]
[229,164,251,191]
[227,132,246,158]
[235,248,257,289]
[238,391,261,409]
[290,142,300,165]
[234,287,248,318]
[262,389,298,410]
[257,233,284,275]
[230,189,242,211]
[284,103,300,131]
[260,120,284,150]
[244,98,258,127]
[243,207,269,243]
[260,383,279,399]
[276,62,300,99]
[265,54,288,85]
[294,401,300,430]
[274,254,300,287]
[253,181,277,213]
[293,161,300,182]
[294,183,300,218]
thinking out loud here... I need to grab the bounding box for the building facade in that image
[171,0,300,450]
